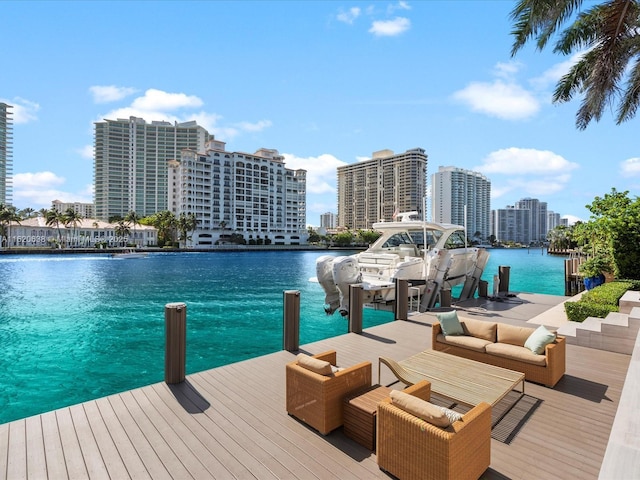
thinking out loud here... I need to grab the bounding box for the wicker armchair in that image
[286,350,372,435]
[377,381,491,480]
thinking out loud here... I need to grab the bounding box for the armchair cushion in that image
[390,390,450,427]
[296,353,333,375]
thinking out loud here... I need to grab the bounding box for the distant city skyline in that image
[2,1,638,226]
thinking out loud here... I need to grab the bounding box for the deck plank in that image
[1,295,634,480]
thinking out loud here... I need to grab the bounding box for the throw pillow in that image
[296,353,333,375]
[524,325,556,355]
[436,310,464,336]
[390,390,450,427]
[438,406,463,424]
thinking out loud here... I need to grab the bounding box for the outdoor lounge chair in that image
[377,380,491,480]
[286,350,372,435]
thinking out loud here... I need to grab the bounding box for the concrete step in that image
[619,290,640,315]
[557,312,638,354]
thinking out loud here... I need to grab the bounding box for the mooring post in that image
[348,284,363,333]
[283,290,300,352]
[165,302,186,384]
[395,279,408,321]
[498,265,511,294]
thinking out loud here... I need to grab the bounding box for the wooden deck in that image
[0,294,631,479]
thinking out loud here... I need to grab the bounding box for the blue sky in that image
[2,0,637,227]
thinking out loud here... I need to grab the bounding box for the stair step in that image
[619,291,640,315]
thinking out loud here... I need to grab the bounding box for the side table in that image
[343,384,392,451]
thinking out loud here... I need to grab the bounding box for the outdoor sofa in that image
[432,312,566,388]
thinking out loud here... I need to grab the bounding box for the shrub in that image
[564,281,632,322]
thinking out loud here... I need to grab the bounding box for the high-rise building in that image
[431,166,491,243]
[337,148,427,229]
[0,103,13,205]
[320,212,336,229]
[94,117,210,220]
[168,139,307,246]
[51,200,95,219]
[493,205,531,244]
[516,197,548,243]
[547,211,561,231]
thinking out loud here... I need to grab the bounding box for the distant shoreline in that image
[0,245,366,255]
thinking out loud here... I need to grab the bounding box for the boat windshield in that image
[443,230,468,249]
[381,231,414,248]
[408,230,442,249]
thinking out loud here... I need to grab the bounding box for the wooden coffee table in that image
[342,384,392,451]
[379,350,525,408]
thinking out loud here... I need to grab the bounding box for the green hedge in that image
[564,281,633,323]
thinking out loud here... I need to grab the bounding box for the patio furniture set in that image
[285,315,565,480]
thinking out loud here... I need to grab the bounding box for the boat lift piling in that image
[283,290,300,352]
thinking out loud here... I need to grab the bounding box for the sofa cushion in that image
[390,390,450,427]
[461,317,497,342]
[485,342,547,366]
[525,325,557,355]
[497,323,536,347]
[296,353,333,375]
[439,406,463,424]
[436,310,464,336]
[437,333,493,353]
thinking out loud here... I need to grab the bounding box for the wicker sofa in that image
[377,380,491,480]
[285,350,372,435]
[432,315,566,388]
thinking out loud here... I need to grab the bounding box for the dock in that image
[0,292,632,479]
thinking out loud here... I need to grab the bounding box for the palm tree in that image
[114,220,131,247]
[62,208,83,247]
[19,207,36,219]
[151,210,177,247]
[44,209,64,247]
[0,204,21,248]
[176,213,198,248]
[510,0,640,129]
[124,211,141,246]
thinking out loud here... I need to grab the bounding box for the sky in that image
[1,0,638,227]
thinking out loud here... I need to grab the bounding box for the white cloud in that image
[12,172,92,208]
[530,51,586,91]
[89,85,137,103]
[369,17,410,36]
[282,153,347,195]
[494,61,522,80]
[562,214,582,226]
[452,80,540,120]
[477,148,579,200]
[388,1,411,13]
[0,97,40,124]
[77,145,94,160]
[337,7,361,24]
[478,147,579,175]
[620,157,640,176]
[131,89,203,111]
[95,89,271,142]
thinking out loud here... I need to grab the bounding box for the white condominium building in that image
[51,200,95,219]
[337,148,427,229]
[168,140,307,246]
[94,116,210,221]
[431,166,491,243]
[0,103,13,205]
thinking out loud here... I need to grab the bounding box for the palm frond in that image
[617,54,640,123]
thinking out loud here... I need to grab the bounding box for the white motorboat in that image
[316,212,489,316]
[112,249,148,259]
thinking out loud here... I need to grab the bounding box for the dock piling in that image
[165,302,187,384]
[348,284,363,333]
[283,290,300,352]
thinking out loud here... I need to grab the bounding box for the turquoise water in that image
[0,248,566,424]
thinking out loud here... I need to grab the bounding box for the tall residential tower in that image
[94,117,210,220]
[0,103,13,205]
[431,166,491,243]
[337,148,427,229]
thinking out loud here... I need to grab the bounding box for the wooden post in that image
[498,266,510,294]
[395,279,408,321]
[440,289,452,308]
[348,284,363,333]
[165,302,186,384]
[283,290,300,352]
[478,280,488,298]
